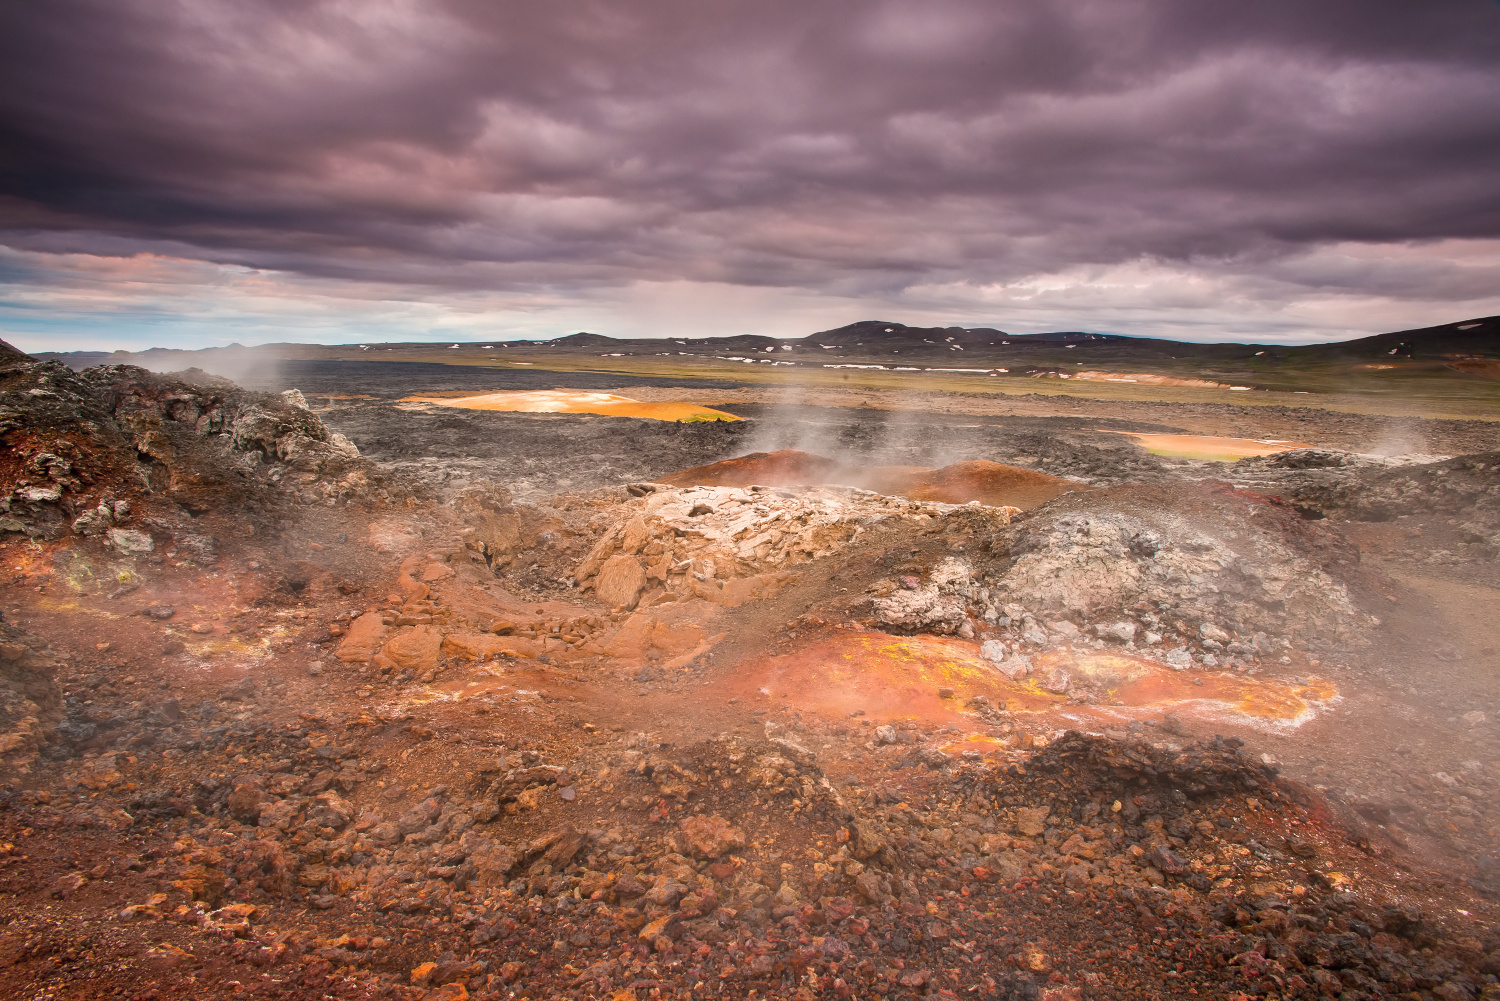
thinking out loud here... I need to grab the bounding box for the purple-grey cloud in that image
[1,0,1498,344]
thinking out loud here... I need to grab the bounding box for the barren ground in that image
[2,351,1499,1001]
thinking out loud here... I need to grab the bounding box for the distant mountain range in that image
[27,315,1500,410]
[32,315,1498,372]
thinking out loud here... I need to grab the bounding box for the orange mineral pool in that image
[735,630,1335,730]
[400,389,741,422]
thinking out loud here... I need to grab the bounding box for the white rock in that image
[327,432,359,458]
[980,639,1008,663]
[995,655,1031,680]
[1163,648,1192,670]
[19,485,62,504]
[280,389,310,409]
[1047,620,1082,640]
[72,505,113,536]
[107,528,154,554]
[1020,624,1049,647]
[1199,622,1231,644]
[1097,621,1138,643]
[1038,666,1070,694]
[1143,631,1163,646]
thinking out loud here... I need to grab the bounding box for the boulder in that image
[107,528,154,554]
[383,624,443,672]
[1014,806,1050,837]
[459,831,519,887]
[595,555,646,610]
[227,785,266,823]
[306,790,354,830]
[335,612,389,663]
[673,814,747,859]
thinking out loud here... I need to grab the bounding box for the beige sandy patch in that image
[1096,430,1311,460]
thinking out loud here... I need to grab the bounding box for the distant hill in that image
[803,316,1500,363]
[28,316,1499,385]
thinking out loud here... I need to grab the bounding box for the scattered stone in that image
[1014,806,1050,837]
[107,528,154,554]
[673,814,746,859]
[1199,622,1231,644]
[1163,648,1192,669]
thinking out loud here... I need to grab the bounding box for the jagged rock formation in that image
[0,339,397,550]
[984,482,1371,656]
[574,483,1019,611]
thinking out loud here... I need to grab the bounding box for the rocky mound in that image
[0,339,399,551]
[573,482,1020,612]
[1240,450,1500,543]
[981,482,1375,666]
[659,449,846,489]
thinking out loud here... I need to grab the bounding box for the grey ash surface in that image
[256,361,1182,496]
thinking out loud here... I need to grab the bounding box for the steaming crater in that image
[660,448,1082,509]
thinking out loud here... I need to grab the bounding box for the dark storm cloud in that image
[1,0,1499,310]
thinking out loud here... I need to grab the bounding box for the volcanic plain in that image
[4,318,1500,1001]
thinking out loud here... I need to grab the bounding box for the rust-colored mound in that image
[659,449,844,488]
[896,458,1082,508]
[660,449,1082,509]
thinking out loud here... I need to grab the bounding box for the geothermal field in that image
[4,317,1500,1001]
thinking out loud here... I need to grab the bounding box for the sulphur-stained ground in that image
[2,341,1500,1000]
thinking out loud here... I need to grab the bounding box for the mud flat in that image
[2,341,1500,1000]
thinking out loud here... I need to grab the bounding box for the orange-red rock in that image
[440,631,542,661]
[595,554,646,610]
[420,562,454,582]
[673,814,746,859]
[383,624,443,672]
[335,612,389,663]
[599,601,721,663]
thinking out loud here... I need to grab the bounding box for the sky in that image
[2,0,1499,351]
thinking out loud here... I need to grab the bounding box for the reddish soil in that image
[4,350,1500,1001]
